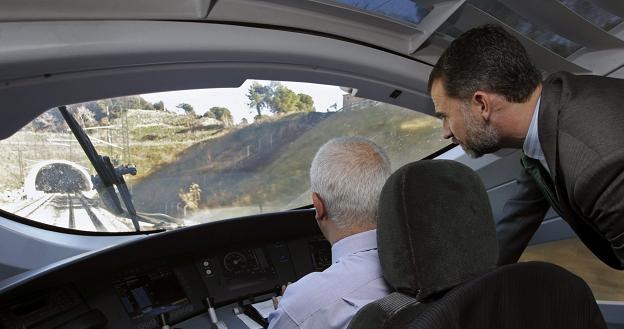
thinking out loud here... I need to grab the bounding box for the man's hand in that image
[272,283,290,309]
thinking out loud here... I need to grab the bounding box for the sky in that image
[141,80,346,124]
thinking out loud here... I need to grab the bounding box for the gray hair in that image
[310,136,391,228]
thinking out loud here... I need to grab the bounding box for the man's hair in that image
[310,136,391,229]
[428,24,542,103]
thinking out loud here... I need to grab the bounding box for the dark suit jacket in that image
[497,72,624,270]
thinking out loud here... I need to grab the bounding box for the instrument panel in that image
[223,250,270,276]
[0,234,332,329]
[114,266,189,319]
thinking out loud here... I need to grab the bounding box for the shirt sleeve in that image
[267,304,299,329]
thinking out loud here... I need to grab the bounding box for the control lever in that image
[159,314,171,329]
[158,313,182,329]
[207,298,228,329]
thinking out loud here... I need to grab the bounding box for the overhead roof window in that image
[328,0,432,25]
[462,0,583,58]
[559,0,623,31]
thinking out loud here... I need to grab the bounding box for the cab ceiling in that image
[1,0,623,138]
[0,20,434,139]
[0,0,464,56]
[2,0,623,76]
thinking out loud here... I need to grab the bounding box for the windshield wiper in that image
[58,106,141,231]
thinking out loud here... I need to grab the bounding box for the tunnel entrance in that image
[34,163,90,193]
[24,160,92,199]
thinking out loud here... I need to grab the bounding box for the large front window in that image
[521,238,624,302]
[0,80,449,233]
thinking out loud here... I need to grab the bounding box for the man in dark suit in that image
[428,24,624,270]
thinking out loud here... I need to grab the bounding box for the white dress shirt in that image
[267,229,390,329]
[522,96,551,174]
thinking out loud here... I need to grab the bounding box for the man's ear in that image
[472,91,491,121]
[312,192,327,222]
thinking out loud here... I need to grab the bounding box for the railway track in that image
[13,194,56,218]
[12,192,135,232]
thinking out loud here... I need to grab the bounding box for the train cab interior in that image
[0,0,623,328]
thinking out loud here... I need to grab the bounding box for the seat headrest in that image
[378,160,498,301]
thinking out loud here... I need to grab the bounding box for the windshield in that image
[0,80,450,233]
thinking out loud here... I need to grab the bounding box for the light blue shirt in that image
[522,97,551,174]
[267,229,390,329]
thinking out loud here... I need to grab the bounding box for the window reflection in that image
[520,238,624,301]
[560,0,623,31]
[331,0,431,25]
[465,0,582,58]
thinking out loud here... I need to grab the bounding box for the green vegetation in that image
[246,81,316,117]
[0,93,449,223]
[0,131,64,191]
[238,104,447,209]
[206,107,234,127]
[103,109,227,182]
[247,82,271,118]
[0,100,228,192]
[130,104,449,221]
[130,111,329,217]
[176,103,196,116]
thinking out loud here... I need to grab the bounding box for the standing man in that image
[268,136,392,329]
[428,24,624,269]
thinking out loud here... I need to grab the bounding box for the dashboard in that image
[0,209,330,329]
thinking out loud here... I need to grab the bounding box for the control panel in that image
[0,234,332,329]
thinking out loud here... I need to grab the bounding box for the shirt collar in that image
[523,96,545,160]
[331,229,378,264]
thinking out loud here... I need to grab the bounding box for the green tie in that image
[520,152,563,216]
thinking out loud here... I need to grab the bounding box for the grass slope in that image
[130,105,449,221]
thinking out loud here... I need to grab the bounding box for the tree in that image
[109,96,154,111]
[247,81,316,116]
[153,101,165,111]
[29,109,66,132]
[270,85,299,114]
[137,97,155,111]
[246,82,271,117]
[70,105,98,127]
[179,183,202,216]
[209,107,234,127]
[296,93,315,112]
[176,103,195,116]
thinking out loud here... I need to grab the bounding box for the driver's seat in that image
[347,160,606,329]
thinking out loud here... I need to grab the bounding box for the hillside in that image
[249,104,447,209]
[130,112,331,216]
[130,105,448,221]
[0,106,226,201]
[0,103,448,221]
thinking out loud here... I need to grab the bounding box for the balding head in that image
[310,136,391,229]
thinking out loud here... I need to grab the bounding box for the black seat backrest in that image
[348,160,606,329]
[407,261,606,329]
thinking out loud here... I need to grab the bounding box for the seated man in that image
[268,136,392,329]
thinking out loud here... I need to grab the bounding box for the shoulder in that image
[541,72,624,156]
[544,72,624,98]
[278,266,342,310]
[278,250,387,324]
